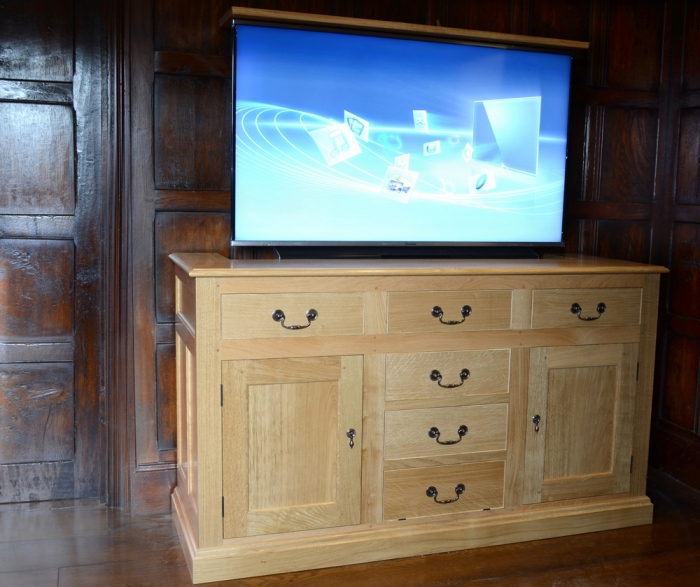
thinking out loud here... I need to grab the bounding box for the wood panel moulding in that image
[605,0,664,92]
[0,103,75,215]
[682,0,700,91]
[155,189,230,212]
[595,219,652,263]
[154,74,231,191]
[669,223,700,320]
[154,51,231,78]
[0,0,74,81]
[0,362,74,464]
[0,239,74,342]
[676,107,700,205]
[599,107,658,203]
[0,80,73,104]
[661,333,700,432]
[155,212,230,322]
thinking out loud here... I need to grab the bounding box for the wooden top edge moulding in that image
[169,253,668,278]
[219,7,590,52]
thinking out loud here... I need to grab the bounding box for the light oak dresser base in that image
[169,254,665,584]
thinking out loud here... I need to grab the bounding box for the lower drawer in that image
[384,461,505,521]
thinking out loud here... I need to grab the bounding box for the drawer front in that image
[532,288,642,329]
[385,404,508,460]
[386,349,510,401]
[384,461,505,520]
[221,293,364,339]
[387,290,512,333]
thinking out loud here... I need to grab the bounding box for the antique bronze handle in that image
[426,484,465,504]
[430,305,472,325]
[570,302,606,321]
[429,368,470,388]
[271,308,318,329]
[428,425,468,445]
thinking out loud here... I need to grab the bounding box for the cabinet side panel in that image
[613,344,639,493]
[195,278,223,548]
[630,274,660,495]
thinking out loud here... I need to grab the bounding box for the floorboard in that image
[0,469,698,586]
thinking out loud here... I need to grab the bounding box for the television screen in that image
[232,23,572,247]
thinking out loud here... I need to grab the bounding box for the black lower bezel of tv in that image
[229,242,564,260]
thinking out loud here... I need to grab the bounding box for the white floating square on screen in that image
[413,110,429,133]
[344,111,370,142]
[309,123,362,166]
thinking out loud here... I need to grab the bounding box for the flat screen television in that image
[230,16,573,255]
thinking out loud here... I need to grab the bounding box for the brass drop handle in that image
[428,425,468,445]
[532,414,541,433]
[426,484,465,504]
[346,429,356,448]
[271,308,318,330]
[430,368,470,388]
[570,302,606,321]
[431,305,472,325]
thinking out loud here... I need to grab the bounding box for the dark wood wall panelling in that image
[120,0,700,510]
[0,0,104,503]
[650,0,700,488]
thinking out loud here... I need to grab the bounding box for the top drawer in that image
[532,288,642,329]
[388,291,512,334]
[221,293,364,339]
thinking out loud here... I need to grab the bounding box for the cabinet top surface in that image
[169,253,668,278]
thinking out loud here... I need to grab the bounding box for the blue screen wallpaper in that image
[234,24,572,244]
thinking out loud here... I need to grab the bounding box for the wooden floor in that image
[1,469,699,587]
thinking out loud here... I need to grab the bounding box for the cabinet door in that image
[222,356,363,538]
[523,344,637,504]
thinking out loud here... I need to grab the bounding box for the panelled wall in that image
[3,0,695,510]
[0,0,104,502]
[122,0,700,511]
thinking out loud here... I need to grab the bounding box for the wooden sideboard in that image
[169,253,667,583]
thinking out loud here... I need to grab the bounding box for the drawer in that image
[387,290,512,333]
[384,461,505,520]
[385,404,508,460]
[532,288,642,329]
[221,293,364,339]
[386,349,510,402]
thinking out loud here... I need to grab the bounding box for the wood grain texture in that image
[0,103,74,214]
[682,1,700,91]
[0,239,74,342]
[0,461,74,503]
[504,346,528,507]
[0,363,73,464]
[0,215,74,240]
[385,349,510,401]
[221,7,590,50]
[155,189,230,212]
[155,0,235,55]
[223,355,362,538]
[154,74,231,191]
[155,51,230,77]
[669,223,700,320]
[531,288,642,329]
[676,107,700,205]
[0,80,72,103]
[156,212,230,322]
[172,253,666,278]
[156,344,177,453]
[599,107,658,203]
[0,0,74,81]
[596,219,652,263]
[662,333,700,430]
[606,0,664,92]
[384,404,508,460]
[436,0,511,33]
[388,291,512,333]
[221,293,365,339]
[529,0,590,42]
[383,461,505,520]
[361,353,385,524]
